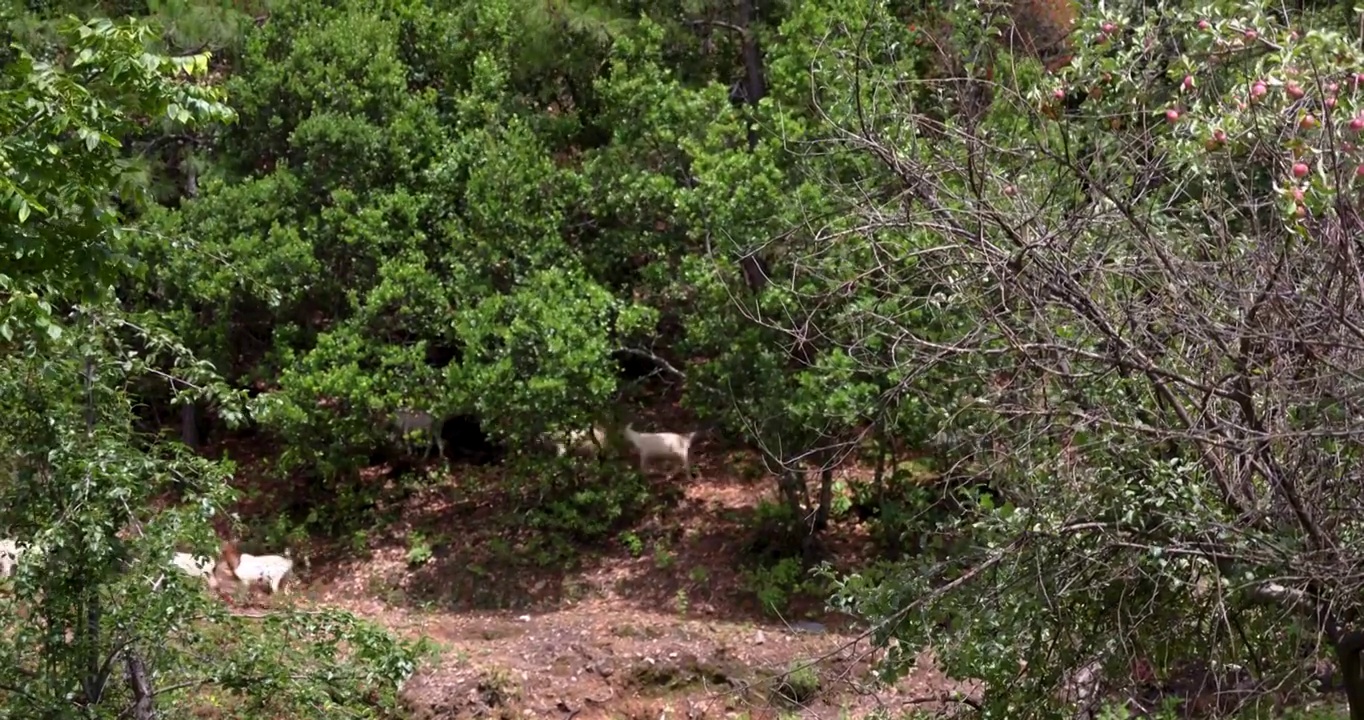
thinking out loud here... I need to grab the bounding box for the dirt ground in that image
[208,430,978,720]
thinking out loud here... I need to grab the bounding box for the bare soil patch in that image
[203,429,974,718]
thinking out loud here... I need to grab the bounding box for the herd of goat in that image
[548,422,701,478]
[393,408,703,480]
[0,418,702,600]
[0,537,294,598]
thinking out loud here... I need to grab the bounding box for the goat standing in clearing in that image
[392,408,445,459]
[623,424,699,478]
[215,542,294,595]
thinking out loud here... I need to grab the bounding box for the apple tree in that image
[749,0,1364,715]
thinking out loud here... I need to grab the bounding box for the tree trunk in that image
[777,467,804,515]
[183,151,198,199]
[736,0,767,149]
[735,0,771,295]
[124,650,155,720]
[812,465,834,531]
[873,421,889,498]
[180,402,200,449]
[1336,631,1364,720]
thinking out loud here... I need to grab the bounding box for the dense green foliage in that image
[8,0,1364,717]
[0,11,418,719]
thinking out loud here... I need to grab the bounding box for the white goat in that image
[0,538,20,578]
[623,424,699,477]
[226,549,294,594]
[392,408,444,459]
[0,538,49,577]
[171,552,218,589]
[553,425,608,457]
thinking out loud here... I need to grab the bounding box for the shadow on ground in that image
[213,431,872,630]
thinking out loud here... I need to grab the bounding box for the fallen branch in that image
[684,18,747,37]
[613,347,687,381]
[901,693,984,712]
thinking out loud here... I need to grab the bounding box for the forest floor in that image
[209,432,978,720]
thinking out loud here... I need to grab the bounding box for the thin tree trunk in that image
[180,403,200,449]
[778,466,804,515]
[872,421,887,498]
[80,355,109,708]
[124,650,155,720]
[183,153,198,199]
[735,0,771,295]
[736,0,766,150]
[1336,631,1364,720]
[812,466,834,531]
